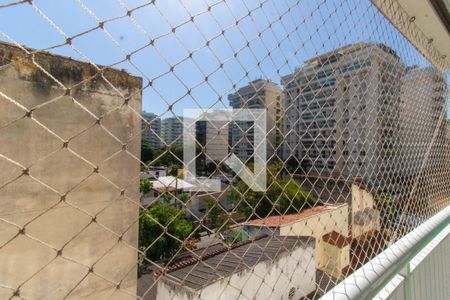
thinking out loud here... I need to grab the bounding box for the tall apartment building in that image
[282,43,404,186]
[196,120,229,164]
[399,66,447,178]
[161,116,183,146]
[195,119,229,175]
[228,79,283,163]
[142,111,161,148]
[395,66,449,213]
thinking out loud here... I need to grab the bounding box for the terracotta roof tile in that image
[238,204,343,227]
[322,231,351,248]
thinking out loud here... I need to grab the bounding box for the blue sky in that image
[0,0,447,117]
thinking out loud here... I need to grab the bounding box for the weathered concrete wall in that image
[0,42,142,299]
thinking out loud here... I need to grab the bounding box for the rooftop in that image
[151,176,194,193]
[305,42,399,65]
[236,204,344,228]
[322,231,351,248]
[228,79,281,100]
[156,235,314,290]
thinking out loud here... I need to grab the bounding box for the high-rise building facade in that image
[228,79,283,163]
[141,111,161,148]
[161,116,183,146]
[196,119,229,168]
[282,43,404,186]
[399,66,448,178]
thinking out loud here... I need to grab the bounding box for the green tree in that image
[376,192,398,231]
[285,156,303,173]
[170,144,184,162]
[141,140,155,164]
[168,164,181,177]
[228,180,267,219]
[161,192,174,204]
[226,229,249,244]
[178,193,190,203]
[139,203,194,262]
[152,144,185,169]
[204,196,227,230]
[150,144,203,176]
[204,160,232,176]
[140,178,152,194]
[228,163,315,219]
[206,161,217,175]
[273,179,314,214]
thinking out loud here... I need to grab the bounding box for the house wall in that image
[279,205,349,237]
[149,168,167,178]
[279,204,348,267]
[0,42,142,299]
[318,243,350,279]
[351,184,380,237]
[186,187,232,219]
[156,241,316,300]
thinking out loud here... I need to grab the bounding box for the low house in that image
[154,235,316,300]
[186,191,231,219]
[141,166,167,180]
[236,204,348,238]
[141,176,194,207]
[187,181,232,218]
[141,176,233,221]
[152,176,195,193]
[230,184,385,280]
[348,184,386,271]
[320,231,351,279]
[234,204,350,279]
